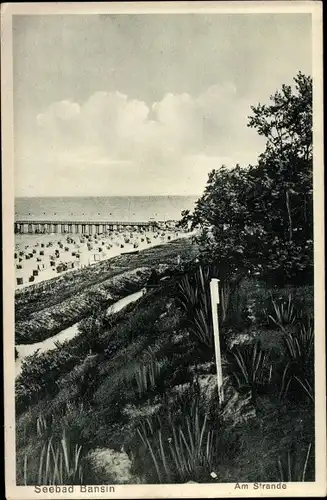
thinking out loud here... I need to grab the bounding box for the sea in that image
[15,196,198,223]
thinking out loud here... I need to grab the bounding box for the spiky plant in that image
[24,429,84,485]
[266,294,297,331]
[229,342,272,396]
[133,352,164,398]
[178,275,199,313]
[284,316,314,366]
[137,400,215,483]
[277,442,313,482]
[294,376,314,403]
[177,265,214,347]
[282,315,314,401]
[36,413,49,439]
[191,309,213,347]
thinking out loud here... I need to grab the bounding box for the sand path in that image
[15,290,143,378]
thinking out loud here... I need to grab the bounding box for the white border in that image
[2,2,325,498]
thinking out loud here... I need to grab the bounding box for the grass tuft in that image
[281,315,314,401]
[23,428,84,486]
[132,349,166,398]
[277,442,313,482]
[266,294,297,331]
[135,394,218,483]
[228,342,272,398]
[177,265,213,347]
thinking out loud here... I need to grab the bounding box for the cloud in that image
[36,83,263,160]
[37,100,80,124]
[16,83,265,196]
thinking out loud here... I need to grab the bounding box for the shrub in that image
[77,309,107,354]
[225,291,245,330]
[16,346,81,414]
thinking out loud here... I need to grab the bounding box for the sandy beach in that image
[15,228,189,289]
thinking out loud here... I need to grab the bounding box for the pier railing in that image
[14,220,174,234]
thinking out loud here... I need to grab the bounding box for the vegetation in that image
[16,274,314,483]
[16,345,81,414]
[18,410,96,486]
[16,238,196,317]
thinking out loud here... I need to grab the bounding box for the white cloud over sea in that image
[16,84,265,196]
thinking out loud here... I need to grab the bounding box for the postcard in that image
[2,1,325,498]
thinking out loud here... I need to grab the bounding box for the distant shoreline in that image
[14,195,197,227]
[15,194,201,199]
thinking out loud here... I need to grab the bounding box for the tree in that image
[247,72,313,284]
[184,164,259,280]
[183,72,313,286]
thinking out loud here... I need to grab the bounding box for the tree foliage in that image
[182,73,313,286]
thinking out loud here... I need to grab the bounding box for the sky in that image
[13,13,312,197]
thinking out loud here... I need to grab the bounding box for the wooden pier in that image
[14,220,161,235]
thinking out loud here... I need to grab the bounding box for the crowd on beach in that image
[15,228,187,289]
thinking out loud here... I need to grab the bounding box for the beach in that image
[15,227,190,289]
[14,195,196,289]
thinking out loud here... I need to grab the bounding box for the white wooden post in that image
[210,278,224,404]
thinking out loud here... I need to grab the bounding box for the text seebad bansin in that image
[34,485,116,494]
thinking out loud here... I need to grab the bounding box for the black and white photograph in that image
[2,2,325,498]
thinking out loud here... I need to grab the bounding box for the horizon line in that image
[15,194,201,199]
